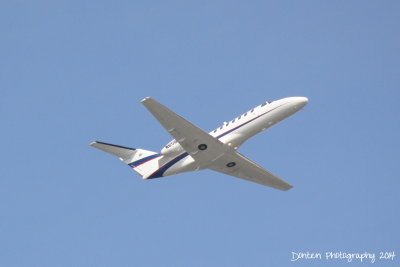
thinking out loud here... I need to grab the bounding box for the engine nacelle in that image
[161,139,183,156]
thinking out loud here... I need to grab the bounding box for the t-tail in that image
[90,141,163,178]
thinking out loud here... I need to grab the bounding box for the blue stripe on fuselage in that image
[129,154,161,168]
[147,152,189,178]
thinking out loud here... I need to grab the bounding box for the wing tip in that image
[141,97,152,103]
[280,184,293,191]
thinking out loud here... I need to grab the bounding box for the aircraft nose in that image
[293,97,308,109]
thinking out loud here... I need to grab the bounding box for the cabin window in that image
[220,126,223,130]
[251,109,254,113]
[232,119,235,123]
[226,122,229,126]
[213,129,217,133]
[238,115,241,119]
[261,102,267,107]
[244,112,247,116]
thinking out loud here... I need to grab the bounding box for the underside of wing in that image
[141,97,230,169]
[208,152,293,191]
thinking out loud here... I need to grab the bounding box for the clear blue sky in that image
[1,1,399,266]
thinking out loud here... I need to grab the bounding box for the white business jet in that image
[90,96,308,190]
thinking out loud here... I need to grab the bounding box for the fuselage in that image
[157,97,308,177]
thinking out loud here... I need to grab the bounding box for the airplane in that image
[90,96,308,190]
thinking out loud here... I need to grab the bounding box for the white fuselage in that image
[155,97,308,178]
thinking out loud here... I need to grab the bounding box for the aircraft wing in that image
[207,152,293,190]
[141,97,292,190]
[141,97,229,167]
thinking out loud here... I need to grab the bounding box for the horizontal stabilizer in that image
[90,141,136,161]
[90,141,163,178]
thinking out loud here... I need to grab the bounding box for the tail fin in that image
[90,141,162,177]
